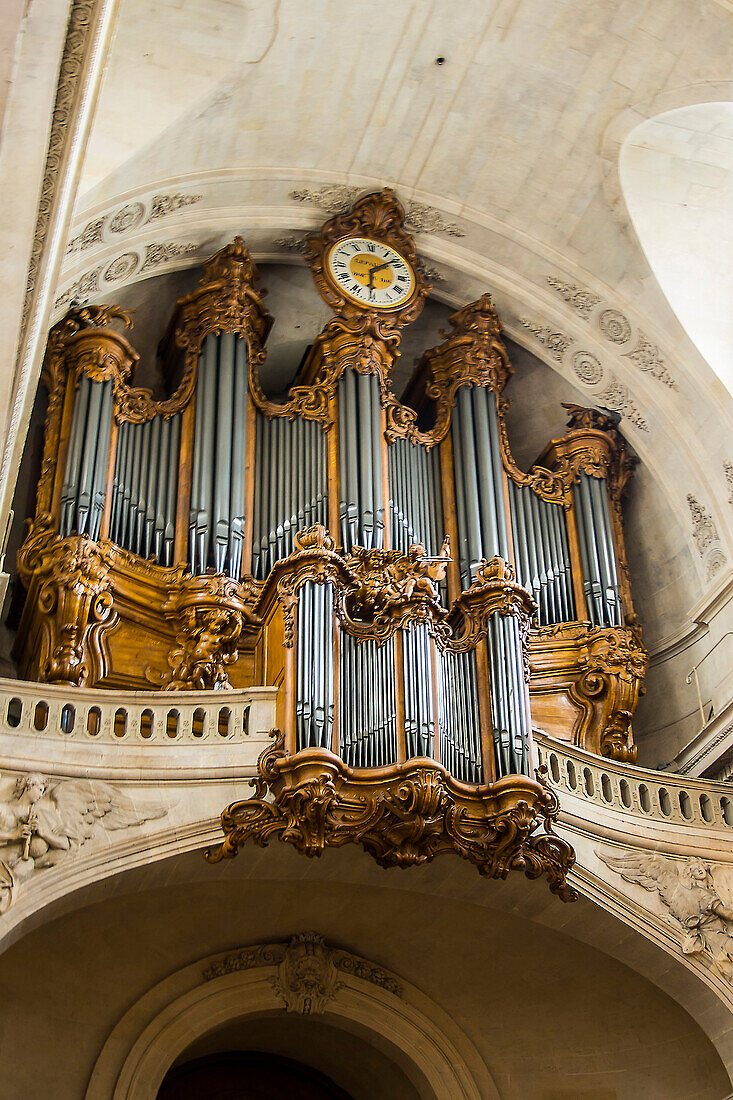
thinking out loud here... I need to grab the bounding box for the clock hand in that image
[369,260,392,277]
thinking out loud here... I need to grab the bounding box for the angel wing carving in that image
[0,774,167,892]
[598,849,733,981]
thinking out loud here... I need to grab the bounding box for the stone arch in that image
[85,935,499,1100]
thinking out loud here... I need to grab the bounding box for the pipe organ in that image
[15,191,648,896]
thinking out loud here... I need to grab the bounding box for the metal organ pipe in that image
[573,472,622,627]
[339,631,397,768]
[451,386,509,588]
[436,648,482,784]
[109,413,181,566]
[188,333,249,577]
[507,480,575,626]
[59,375,114,540]
[338,367,384,550]
[487,613,530,778]
[252,413,327,580]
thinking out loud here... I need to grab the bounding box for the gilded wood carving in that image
[206,731,577,902]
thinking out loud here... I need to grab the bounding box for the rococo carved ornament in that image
[153,573,261,691]
[303,188,428,330]
[206,731,577,901]
[17,531,116,686]
[264,527,533,658]
[573,626,647,763]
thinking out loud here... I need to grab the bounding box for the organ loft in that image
[14,190,647,898]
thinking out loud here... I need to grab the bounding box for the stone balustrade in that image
[0,677,276,745]
[535,731,733,832]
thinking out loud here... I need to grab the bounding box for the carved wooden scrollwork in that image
[205,731,577,902]
[261,527,534,663]
[152,573,262,691]
[17,532,117,685]
[303,188,429,330]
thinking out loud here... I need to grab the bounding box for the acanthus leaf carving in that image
[205,732,577,901]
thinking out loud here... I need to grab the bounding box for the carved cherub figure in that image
[598,850,733,980]
[385,536,451,601]
[0,773,166,889]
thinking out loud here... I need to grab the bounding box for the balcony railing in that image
[535,731,733,832]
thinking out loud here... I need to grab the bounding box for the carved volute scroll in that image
[205,731,577,902]
[17,533,116,686]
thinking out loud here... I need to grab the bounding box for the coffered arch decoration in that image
[86,934,499,1100]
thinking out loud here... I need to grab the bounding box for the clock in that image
[326,237,416,310]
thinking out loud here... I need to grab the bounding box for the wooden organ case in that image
[14,191,648,899]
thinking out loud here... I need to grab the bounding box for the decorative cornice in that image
[55,241,200,309]
[724,461,733,505]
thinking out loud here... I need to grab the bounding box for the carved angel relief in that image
[0,773,166,911]
[598,849,733,981]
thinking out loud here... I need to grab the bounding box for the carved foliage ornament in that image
[206,732,577,901]
[266,526,534,657]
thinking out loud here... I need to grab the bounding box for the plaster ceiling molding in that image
[66,193,204,256]
[623,331,678,390]
[598,308,633,345]
[54,265,103,312]
[594,379,649,432]
[289,187,465,238]
[290,186,363,215]
[54,241,200,311]
[571,349,605,387]
[403,201,465,238]
[519,319,573,362]
[687,493,728,580]
[274,235,307,254]
[725,461,733,505]
[416,261,446,284]
[139,240,199,273]
[545,275,601,317]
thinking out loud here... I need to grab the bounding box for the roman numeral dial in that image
[326,237,416,310]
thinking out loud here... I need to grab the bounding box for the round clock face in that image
[326,237,416,309]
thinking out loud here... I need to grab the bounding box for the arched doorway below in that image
[158,1050,353,1100]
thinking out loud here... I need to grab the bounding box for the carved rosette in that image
[206,732,577,902]
[21,533,116,685]
[156,573,261,691]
